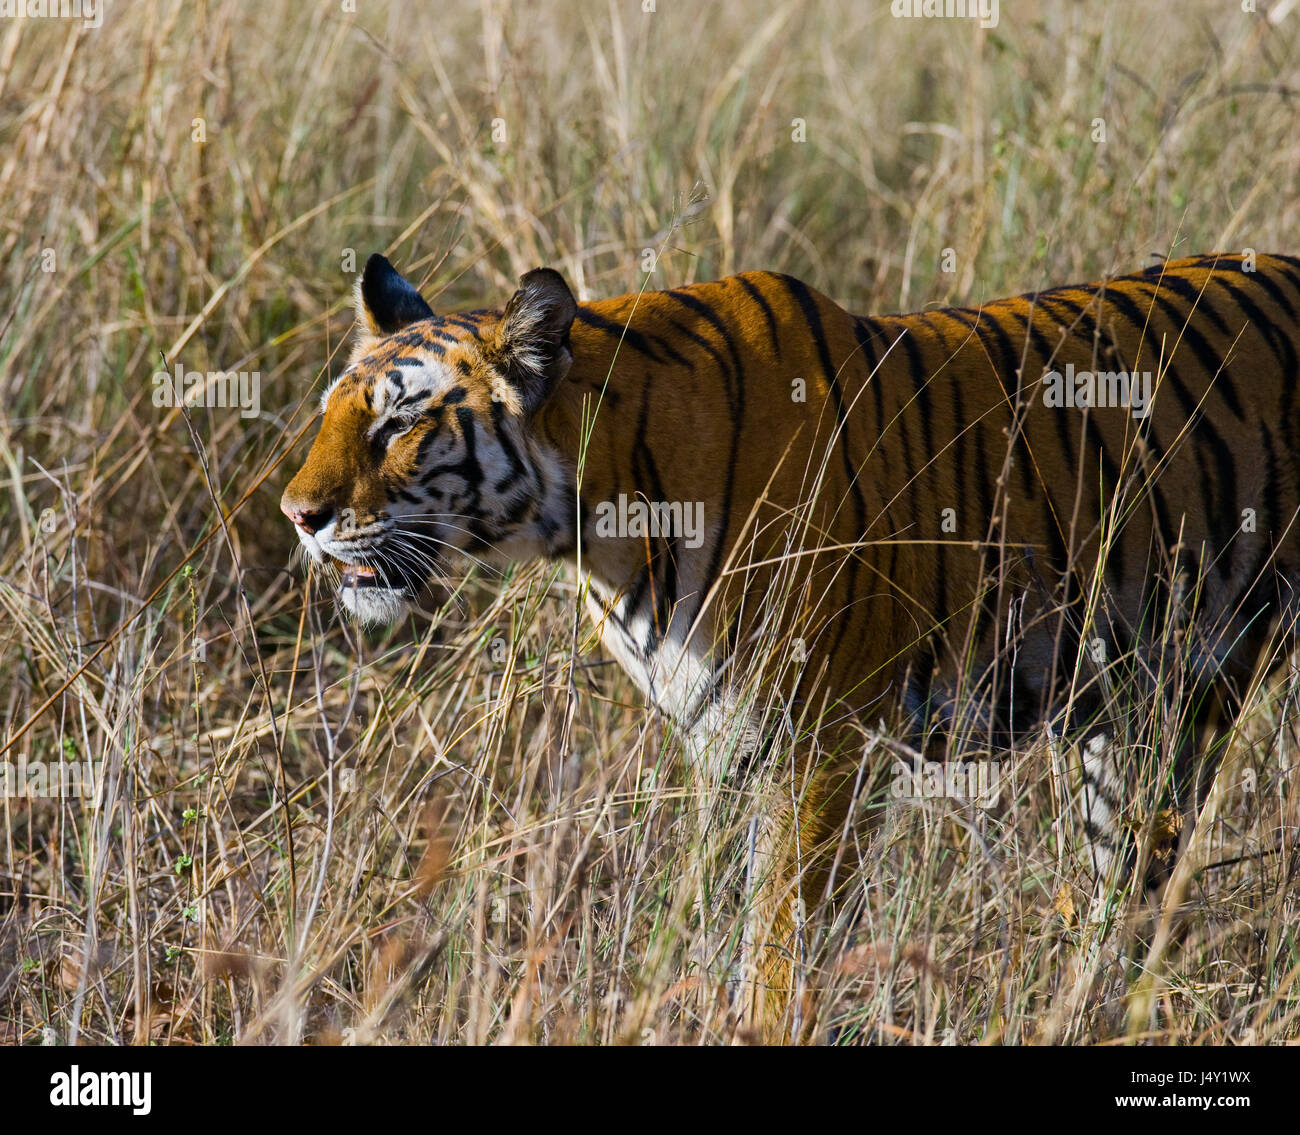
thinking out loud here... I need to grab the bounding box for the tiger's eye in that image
[371,417,414,452]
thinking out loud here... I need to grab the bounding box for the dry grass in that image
[1,0,1299,1045]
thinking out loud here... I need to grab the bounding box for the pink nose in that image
[280,500,332,535]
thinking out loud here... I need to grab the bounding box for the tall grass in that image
[1,0,1298,1044]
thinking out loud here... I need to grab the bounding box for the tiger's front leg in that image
[741,743,868,1043]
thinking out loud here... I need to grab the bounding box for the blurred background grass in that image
[0,0,1298,1044]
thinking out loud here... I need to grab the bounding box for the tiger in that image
[281,249,1300,1032]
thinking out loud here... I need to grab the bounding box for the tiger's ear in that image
[355,253,434,341]
[491,268,578,412]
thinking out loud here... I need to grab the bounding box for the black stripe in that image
[779,275,870,679]
[854,317,895,531]
[737,274,782,360]
[1128,281,1243,421]
[891,319,948,623]
[1265,255,1300,307]
[948,306,1038,498]
[422,407,484,492]
[659,313,739,622]
[388,329,446,356]
[1098,285,1155,349]
[1103,287,1203,420]
[1261,421,1282,541]
[997,305,1073,590]
[575,306,676,366]
[1007,306,1078,482]
[488,400,527,493]
[1137,270,1231,336]
[1082,413,1125,583]
[1141,438,1180,581]
[953,369,998,650]
[1081,766,1123,811]
[1240,263,1297,320]
[1203,271,1300,461]
[1212,270,1300,357]
[854,316,886,424]
[664,289,746,416]
[1100,284,1237,565]
[627,356,681,648]
[950,369,970,533]
[1231,426,1282,649]
[1037,291,1101,348]
[444,314,482,333]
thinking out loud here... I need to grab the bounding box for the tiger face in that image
[280,254,579,623]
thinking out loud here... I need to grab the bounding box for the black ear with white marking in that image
[357,253,434,337]
[493,268,578,412]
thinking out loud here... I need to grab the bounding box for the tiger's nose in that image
[281,499,334,535]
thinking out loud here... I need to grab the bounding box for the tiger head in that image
[280,254,579,623]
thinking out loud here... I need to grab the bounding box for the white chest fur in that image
[581,576,761,775]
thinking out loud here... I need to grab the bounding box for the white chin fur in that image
[338,585,410,625]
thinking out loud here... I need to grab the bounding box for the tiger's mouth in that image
[324,553,414,625]
[327,555,385,590]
